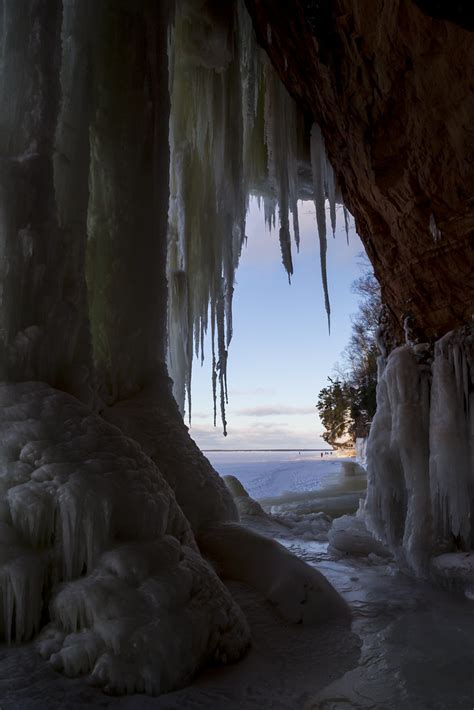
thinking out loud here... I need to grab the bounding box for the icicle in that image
[310,123,331,332]
[167,1,346,429]
[216,284,228,436]
[343,206,350,245]
[211,310,217,428]
[325,160,337,236]
[429,212,442,242]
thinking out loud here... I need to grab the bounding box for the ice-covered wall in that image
[0,0,93,403]
[167,0,342,423]
[0,0,239,531]
[365,325,474,575]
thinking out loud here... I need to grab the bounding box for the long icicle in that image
[310,123,331,333]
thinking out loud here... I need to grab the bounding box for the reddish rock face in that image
[246,0,474,340]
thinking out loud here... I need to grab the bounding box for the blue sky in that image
[189,199,366,450]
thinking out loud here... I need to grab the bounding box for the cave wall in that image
[245,0,474,341]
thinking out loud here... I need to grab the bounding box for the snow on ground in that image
[3,453,474,708]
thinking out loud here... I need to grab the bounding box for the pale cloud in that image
[235,405,314,417]
[228,386,275,398]
[188,421,325,451]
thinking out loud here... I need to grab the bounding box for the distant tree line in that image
[317,262,380,448]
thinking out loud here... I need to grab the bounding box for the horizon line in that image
[201,448,334,452]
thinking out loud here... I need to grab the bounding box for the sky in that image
[188,199,367,450]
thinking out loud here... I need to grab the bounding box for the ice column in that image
[87,0,170,403]
[0,0,92,401]
[365,326,474,574]
[430,329,474,549]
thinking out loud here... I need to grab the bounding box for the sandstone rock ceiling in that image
[245,0,474,340]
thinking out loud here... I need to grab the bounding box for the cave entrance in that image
[190,200,363,506]
[188,198,367,459]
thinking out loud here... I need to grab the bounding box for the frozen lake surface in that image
[207,450,350,500]
[2,453,474,709]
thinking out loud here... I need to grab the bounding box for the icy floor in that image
[2,457,474,709]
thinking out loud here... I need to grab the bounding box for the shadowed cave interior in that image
[0,1,473,708]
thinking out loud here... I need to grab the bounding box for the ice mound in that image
[431,552,474,596]
[223,475,267,517]
[272,510,333,542]
[340,461,366,477]
[328,514,391,559]
[103,386,239,534]
[199,522,350,624]
[0,382,249,694]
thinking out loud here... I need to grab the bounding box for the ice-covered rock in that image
[199,522,350,624]
[0,383,249,694]
[272,510,333,542]
[328,514,391,559]
[341,461,367,477]
[223,474,267,517]
[431,552,474,594]
[103,382,239,535]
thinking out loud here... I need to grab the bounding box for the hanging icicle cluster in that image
[167,0,345,430]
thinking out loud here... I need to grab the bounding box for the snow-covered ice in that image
[0,383,249,695]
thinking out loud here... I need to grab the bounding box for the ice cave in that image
[0,0,473,708]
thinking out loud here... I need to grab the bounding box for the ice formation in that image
[429,212,442,242]
[328,514,391,559]
[167,0,343,423]
[0,7,352,696]
[310,123,339,332]
[199,522,350,624]
[260,462,367,521]
[364,325,474,575]
[0,383,250,692]
[102,380,239,534]
[223,474,267,517]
